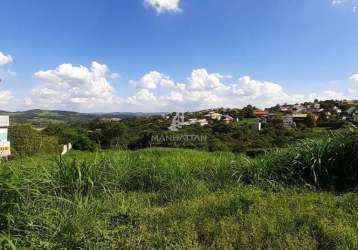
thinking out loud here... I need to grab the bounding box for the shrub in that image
[8,125,60,156]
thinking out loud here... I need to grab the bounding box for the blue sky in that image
[0,0,358,112]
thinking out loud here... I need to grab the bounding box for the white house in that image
[223,115,234,124]
[204,112,222,121]
[198,119,209,126]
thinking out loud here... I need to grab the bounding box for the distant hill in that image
[0,109,168,127]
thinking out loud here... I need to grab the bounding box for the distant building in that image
[100,117,122,122]
[187,118,208,126]
[198,119,209,126]
[254,109,269,117]
[280,106,291,113]
[188,118,199,125]
[292,113,308,124]
[293,104,307,113]
[204,112,222,120]
[223,115,234,124]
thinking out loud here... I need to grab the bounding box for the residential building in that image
[204,112,222,120]
[254,109,269,117]
[223,115,234,124]
[198,119,209,126]
[314,103,320,109]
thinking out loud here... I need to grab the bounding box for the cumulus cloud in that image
[0,51,13,65]
[22,64,351,112]
[124,69,325,111]
[26,62,120,111]
[0,90,13,109]
[130,71,175,90]
[123,69,351,111]
[0,51,14,110]
[348,73,358,94]
[188,68,229,91]
[144,0,181,14]
[350,74,358,84]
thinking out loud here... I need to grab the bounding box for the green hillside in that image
[1,130,358,249]
[0,110,163,127]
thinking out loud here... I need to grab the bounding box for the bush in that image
[8,125,60,156]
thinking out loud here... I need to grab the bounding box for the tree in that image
[306,113,317,128]
[240,105,256,118]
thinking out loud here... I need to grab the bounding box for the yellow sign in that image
[0,146,10,151]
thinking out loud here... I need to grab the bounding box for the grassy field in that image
[1,130,358,249]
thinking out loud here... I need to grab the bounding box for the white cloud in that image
[0,90,13,108]
[331,0,358,12]
[145,0,181,14]
[128,89,157,104]
[348,73,358,94]
[124,69,350,111]
[130,71,175,90]
[332,0,345,5]
[188,68,229,91]
[26,62,121,111]
[308,90,348,101]
[22,65,351,112]
[350,74,358,84]
[0,51,13,65]
[0,51,14,109]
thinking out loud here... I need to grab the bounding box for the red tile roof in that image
[255,109,269,116]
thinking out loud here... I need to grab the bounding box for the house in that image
[100,117,122,123]
[332,106,342,114]
[188,118,199,125]
[188,118,209,126]
[254,109,269,117]
[323,111,332,120]
[204,112,222,120]
[293,104,307,113]
[222,115,234,124]
[198,119,209,126]
[279,105,292,113]
[292,113,308,124]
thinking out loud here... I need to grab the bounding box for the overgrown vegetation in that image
[8,125,60,156]
[1,130,358,249]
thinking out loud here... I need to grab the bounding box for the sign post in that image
[0,116,11,158]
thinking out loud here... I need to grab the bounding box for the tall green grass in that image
[1,129,358,249]
[256,129,358,191]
